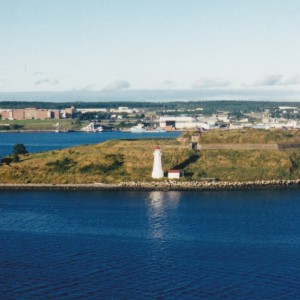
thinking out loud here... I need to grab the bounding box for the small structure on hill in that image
[168,170,181,179]
[152,146,164,179]
[191,133,201,143]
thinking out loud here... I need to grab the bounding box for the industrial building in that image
[159,116,210,130]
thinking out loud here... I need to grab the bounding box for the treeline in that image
[0,100,298,114]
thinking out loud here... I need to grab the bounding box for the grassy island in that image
[1,129,300,185]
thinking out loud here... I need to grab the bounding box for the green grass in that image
[1,129,300,184]
[0,119,89,131]
[182,129,300,144]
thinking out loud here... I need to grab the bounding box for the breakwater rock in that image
[117,179,300,191]
[0,179,300,191]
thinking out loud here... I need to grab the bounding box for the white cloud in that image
[35,78,50,85]
[254,74,283,86]
[35,78,60,86]
[191,78,230,89]
[103,80,130,91]
[81,84,94,91]
[253,74,300,87]
[161,80,177,88]
[282,75,300,85]
[51,78,60,86]
[0,78,9,87]
[32,71,43,76]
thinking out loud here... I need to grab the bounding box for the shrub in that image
[12,144,28,155]
[1,157,13,165]
[11,154,20,163]
[46,158,76,173]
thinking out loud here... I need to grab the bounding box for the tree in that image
[12,144,28,155]
[1,157,12,165]
[11,153,20,162]
[11,124,24,130]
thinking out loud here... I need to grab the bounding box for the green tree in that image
[11,124,24,130]
[1,157,12,165]
[12,143,28,155]
[11,153,20,162]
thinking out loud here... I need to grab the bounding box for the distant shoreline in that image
[1,180,300,191]
[0,130,182,133]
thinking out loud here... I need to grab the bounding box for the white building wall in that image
[159,116,210,129]
[168,172,180,179]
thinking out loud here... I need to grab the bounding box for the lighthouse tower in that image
[152,146,164,179]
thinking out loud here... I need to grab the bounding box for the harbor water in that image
[0,131,181,157]
[1,190,300,298]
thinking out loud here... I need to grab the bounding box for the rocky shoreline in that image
[0,179,300,191]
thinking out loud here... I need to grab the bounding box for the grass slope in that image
[1,130,300,184]
[184,129,300,144]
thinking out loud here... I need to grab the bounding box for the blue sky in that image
[1,0,300,100]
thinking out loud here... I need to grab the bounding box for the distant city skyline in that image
[1,0,300,100]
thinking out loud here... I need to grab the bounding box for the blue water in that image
[0,131,181,157]
[1,190,300,299]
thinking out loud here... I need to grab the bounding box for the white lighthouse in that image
[152,146,164,179]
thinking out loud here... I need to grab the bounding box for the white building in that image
[278,106,298,110]
[81,122,103,132]
[159,116,210,130]
[168,170,181,179]
[229,123,245,130]
[285,120,299,128]
[77,108,108,113]
[152,146,164,179]
[110,107,139,114]
[253,123,270,130]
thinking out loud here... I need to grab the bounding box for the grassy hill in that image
[183,128,300,144]
[1,129,300,184]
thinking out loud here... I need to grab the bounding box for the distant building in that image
[0,110,12,120]
[77,108,108,113]
[0,108,60,120]
[159,116,210,130]
[24,107,37,119]
[36,109,51,119]
[81,122,103,132]
[65,106,76,118]
[253,123,270,130]
[229,123,245,130]
[275,106,299,116]
[110,106,140,114]
[11,109,24,120]
[51,110,60,119]
[278,106,298,110]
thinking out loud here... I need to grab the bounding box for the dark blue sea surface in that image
[1,190,300,299]
[0,131,181,157]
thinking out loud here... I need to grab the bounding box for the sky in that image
[1,0,300,101]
